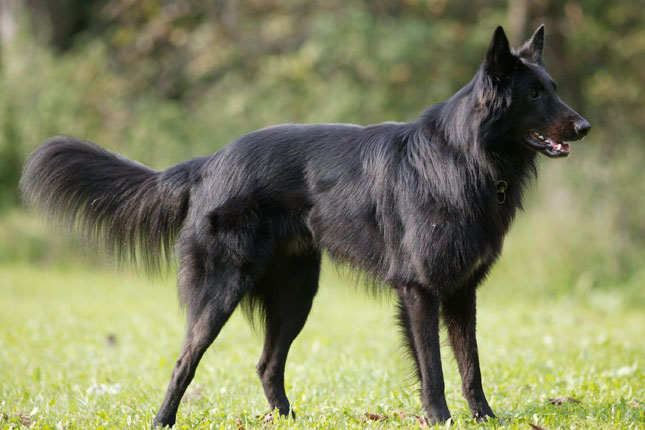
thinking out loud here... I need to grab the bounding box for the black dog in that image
[20,25,589,427]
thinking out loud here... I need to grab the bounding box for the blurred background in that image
[0,0,642,302]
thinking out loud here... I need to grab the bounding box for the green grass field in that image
[1,253,644,429]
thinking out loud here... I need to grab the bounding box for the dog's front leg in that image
[397,285,451,424]
[442,286,495,422]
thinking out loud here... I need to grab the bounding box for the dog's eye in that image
[528,89,540,99]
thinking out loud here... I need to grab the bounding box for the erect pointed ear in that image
[485,26,516,79]
[517,24,545,65]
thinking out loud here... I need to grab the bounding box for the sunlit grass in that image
[1,257,643,429]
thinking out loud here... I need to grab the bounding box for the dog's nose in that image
[574,119,591,137]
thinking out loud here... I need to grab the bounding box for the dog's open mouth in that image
[524,131,571,158]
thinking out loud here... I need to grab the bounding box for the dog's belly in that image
[306,202,388,273]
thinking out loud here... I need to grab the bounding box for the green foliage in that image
[0,99,21,210]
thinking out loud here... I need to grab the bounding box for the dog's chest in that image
[389,209,507,291]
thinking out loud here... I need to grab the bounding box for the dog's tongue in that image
[547,138,569,153]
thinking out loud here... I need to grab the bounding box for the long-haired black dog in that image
[20,25,589,427]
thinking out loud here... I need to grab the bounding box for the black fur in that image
[20,25,589,427]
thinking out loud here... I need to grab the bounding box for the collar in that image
[495,179,508,204]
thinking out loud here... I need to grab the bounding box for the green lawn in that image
[1,260,643,429]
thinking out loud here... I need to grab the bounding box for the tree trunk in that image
[506,0,528,46]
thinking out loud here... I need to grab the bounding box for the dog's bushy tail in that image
[20,136,207,272]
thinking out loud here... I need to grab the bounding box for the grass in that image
[1,254,644,429]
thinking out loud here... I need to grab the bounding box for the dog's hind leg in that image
[442,285,495,422]
[153,263,252,428]
[255,249,321,418]
[397,285,452,424]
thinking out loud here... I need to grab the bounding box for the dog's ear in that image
[517,24,545,65]
[485,26,515,79]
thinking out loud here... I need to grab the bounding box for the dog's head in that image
[484,25,590,158]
